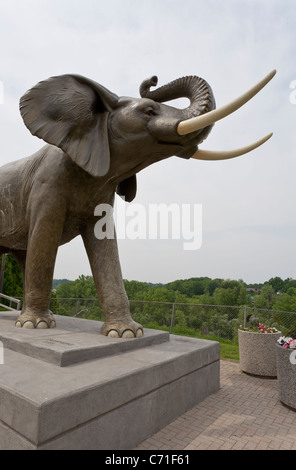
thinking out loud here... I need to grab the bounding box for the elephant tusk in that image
[177,70,276,136]
[191,132,273,161]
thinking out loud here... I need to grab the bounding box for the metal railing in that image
[0,293,22,311]
[48,298,296,342]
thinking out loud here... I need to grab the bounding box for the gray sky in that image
[0,0,295,284]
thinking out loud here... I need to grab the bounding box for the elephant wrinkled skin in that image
[0,71,275,336]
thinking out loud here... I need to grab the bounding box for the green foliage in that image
[267,276,285,293]
[52,279,69,289]
[55,275,97,298]
[282,279,296,292]
[165,277,212,297]
[0,254,23,298]
[253,284,275,309]
[273,288,296,313]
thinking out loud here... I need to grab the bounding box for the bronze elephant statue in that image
[0,70,275,337]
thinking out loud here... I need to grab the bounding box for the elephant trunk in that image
[139,75,216,120]
[139,70,276,161]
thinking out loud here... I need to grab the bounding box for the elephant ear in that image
[116,175,137,202]
[19,74,119,177]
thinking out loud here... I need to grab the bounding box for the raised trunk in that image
[139,75,216,120]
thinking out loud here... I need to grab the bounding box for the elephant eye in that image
[145,107,157,117]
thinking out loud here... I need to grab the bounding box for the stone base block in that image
[0,312,220,450]
[276,344,296,411]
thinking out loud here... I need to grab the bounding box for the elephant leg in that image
[15,209,65,329]
[82,224,143,338]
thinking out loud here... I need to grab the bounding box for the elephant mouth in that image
[157,139,182,147]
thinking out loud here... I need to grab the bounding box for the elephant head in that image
[20,70,276,202]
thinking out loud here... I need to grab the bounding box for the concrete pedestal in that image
[0,311,220,450]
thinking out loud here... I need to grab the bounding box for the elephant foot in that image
[15,310,56,329]
[101,316,143,338]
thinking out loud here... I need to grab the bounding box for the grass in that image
[143,322,240,361]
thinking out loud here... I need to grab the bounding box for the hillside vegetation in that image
[53,274,296,313]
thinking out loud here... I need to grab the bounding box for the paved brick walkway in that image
[134,360,296,450]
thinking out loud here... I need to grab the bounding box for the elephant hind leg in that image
[13,241,57,329]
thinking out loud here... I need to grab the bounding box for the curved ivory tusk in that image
[191,133,273,161]
[177,70,276,136]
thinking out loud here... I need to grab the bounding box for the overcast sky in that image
[0,0,295,285]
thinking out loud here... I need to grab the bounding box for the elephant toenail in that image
[36,321,49,329]
[122,330,135,338]
[23,321,35,329]
[108,330,120,338]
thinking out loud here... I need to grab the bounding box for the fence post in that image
[75,299,80,317]
[170,303,175,334]
[244,307,247,328]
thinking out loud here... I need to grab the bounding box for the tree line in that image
[1,254,296,314]
[51,275,296,340]
[2,254,296,339]
[53,274,296,313]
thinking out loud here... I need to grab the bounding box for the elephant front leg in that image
[82,225,143,338]
[15,213,63,329]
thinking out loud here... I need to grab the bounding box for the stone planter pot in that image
[238,329,281,377]
[276,344,296,411]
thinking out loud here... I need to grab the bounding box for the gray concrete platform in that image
[0,312,170,366]
[0,311,220,450]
